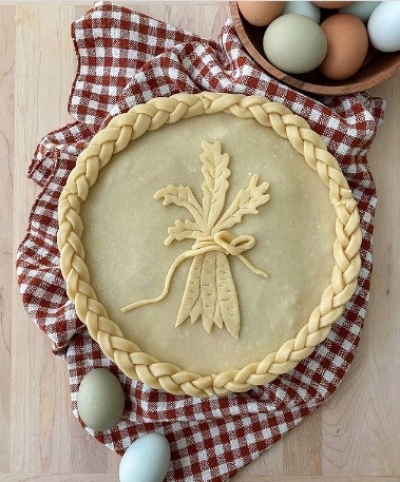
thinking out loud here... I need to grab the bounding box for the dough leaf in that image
[213,175,270,233]
[154,185,204,229]
[200,141,231,232]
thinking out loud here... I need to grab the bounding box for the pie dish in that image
[57,92,362,397]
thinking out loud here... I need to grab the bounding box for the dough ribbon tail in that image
[120,245,225,313]
[237,254,268,278]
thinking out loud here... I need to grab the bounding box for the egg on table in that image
[368,1,400,53]
[263,14,327,74]
[119,433,171,482]
[238,1,285,27]
[319,13,369,80]
[77,368,126,431]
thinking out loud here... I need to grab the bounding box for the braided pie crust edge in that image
[57,92,362,397]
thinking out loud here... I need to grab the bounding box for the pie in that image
[57,92,362,397]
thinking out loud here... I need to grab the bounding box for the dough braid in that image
[58,93,362,397]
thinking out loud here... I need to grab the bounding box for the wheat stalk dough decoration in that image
[121,140,270,339]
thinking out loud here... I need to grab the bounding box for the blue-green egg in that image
[119,433,171,482]
[281,1,321,24]
[339,1,380,23]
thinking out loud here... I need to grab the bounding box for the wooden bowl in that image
[230,2,400,96]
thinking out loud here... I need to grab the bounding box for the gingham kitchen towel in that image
[16,2,386,481]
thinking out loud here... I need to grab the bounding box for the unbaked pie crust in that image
[58,92,362,397]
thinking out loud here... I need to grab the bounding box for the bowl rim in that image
[230,1,400,96]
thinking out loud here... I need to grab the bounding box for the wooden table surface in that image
[1,2,399,481]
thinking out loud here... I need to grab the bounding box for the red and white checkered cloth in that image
[16,2,385,481]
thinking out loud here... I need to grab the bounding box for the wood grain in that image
[0,477,399,482]
[1,1,400,481]
[0,4,15,476]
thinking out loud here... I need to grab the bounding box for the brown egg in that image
[319,13,369,80]
[238,1,286,27]
[313,1,354,8]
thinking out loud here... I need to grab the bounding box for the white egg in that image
[339,1,380,23]
[281,1,321,23]
[368,1,400,52]
[119,433,171,482]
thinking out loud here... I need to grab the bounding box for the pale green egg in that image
[263,14,327,75]
[77,368,125,431]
